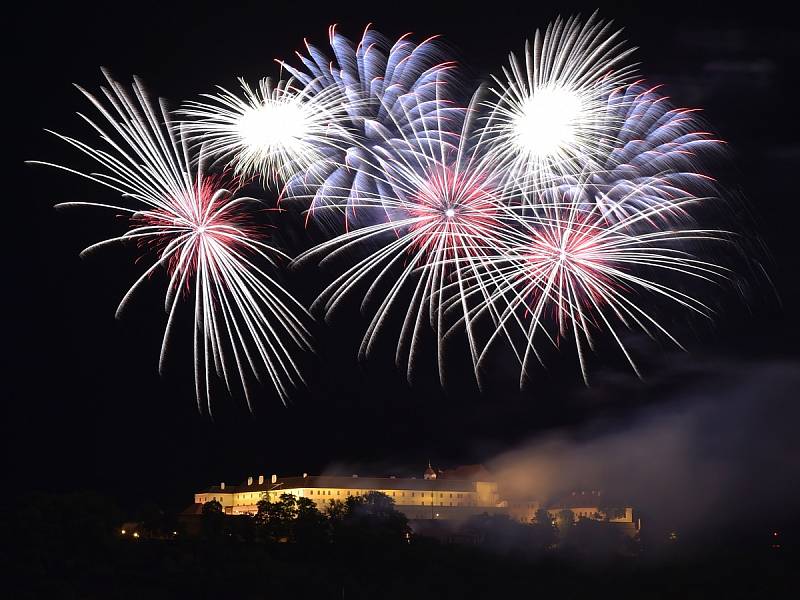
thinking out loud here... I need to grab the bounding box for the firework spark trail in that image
[278,25,462,230]
[481,13,638,201]
[293,87,529,385]
[29,70,313,410]
[438,184,732,386]
[31,16,747,401]
[179,77,356,188]
[554,82,726,223]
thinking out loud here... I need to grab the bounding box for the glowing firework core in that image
[236,101,307,155]
[403,166,502,260]
[514,86,582,158]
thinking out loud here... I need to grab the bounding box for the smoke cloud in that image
[488,357,800,535]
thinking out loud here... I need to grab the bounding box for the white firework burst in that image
[482,13,638,199]
[180,77,355,187]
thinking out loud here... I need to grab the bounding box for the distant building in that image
[192,465,638,532]
[195,466,504,521]
[544,490,639,535]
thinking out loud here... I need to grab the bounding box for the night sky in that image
[8,1,799,515]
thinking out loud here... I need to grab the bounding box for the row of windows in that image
[203,490,474,506]
[305,489,467,498]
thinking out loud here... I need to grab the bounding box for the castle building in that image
[195,467,505,521]
[193,465,637,532]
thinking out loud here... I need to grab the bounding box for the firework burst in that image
[445,184,732,386]
[32,16,750,402]
[279,25,461,228]
[179,77,355,188]
[555,82,726,223]
[30,71,313,410]
[294,90,521,384]
[481,14,637,199]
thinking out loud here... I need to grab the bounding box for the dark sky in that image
[7,1,799,513]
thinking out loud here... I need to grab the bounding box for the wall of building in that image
[221,484,500,516]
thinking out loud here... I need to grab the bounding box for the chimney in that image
[220,482,225,490]
[247,476,253,486]
[271,474,277,484]
[258,475,264,485]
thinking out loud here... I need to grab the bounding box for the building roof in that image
[200,474,486,495]
[179,503,204,515]
[440,464,493,481]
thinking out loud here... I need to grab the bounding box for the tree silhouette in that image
[335,492,410,546]
[294,496,328,546]
[255,493,297,542]
[201,500,224,540]
[532,508,558,550]
[556,509,575,536]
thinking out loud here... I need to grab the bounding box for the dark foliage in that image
[5,492,796,599]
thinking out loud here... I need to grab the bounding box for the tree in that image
[562,517,630,558]
[335,492,410,546]
[556,509,575,536]
[531,509,558,550]
[293,497,328,546]
[201,500,224,540]
[598,505,626,521]
[533,508,553,527]
[136,502,166,538]
[324,499,347,522]
[255,493,299,542]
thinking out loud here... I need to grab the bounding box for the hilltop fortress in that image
[192,464,638,533]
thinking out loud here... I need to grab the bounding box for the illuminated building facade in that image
[195,465,505,520]
[194,465,637,531]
